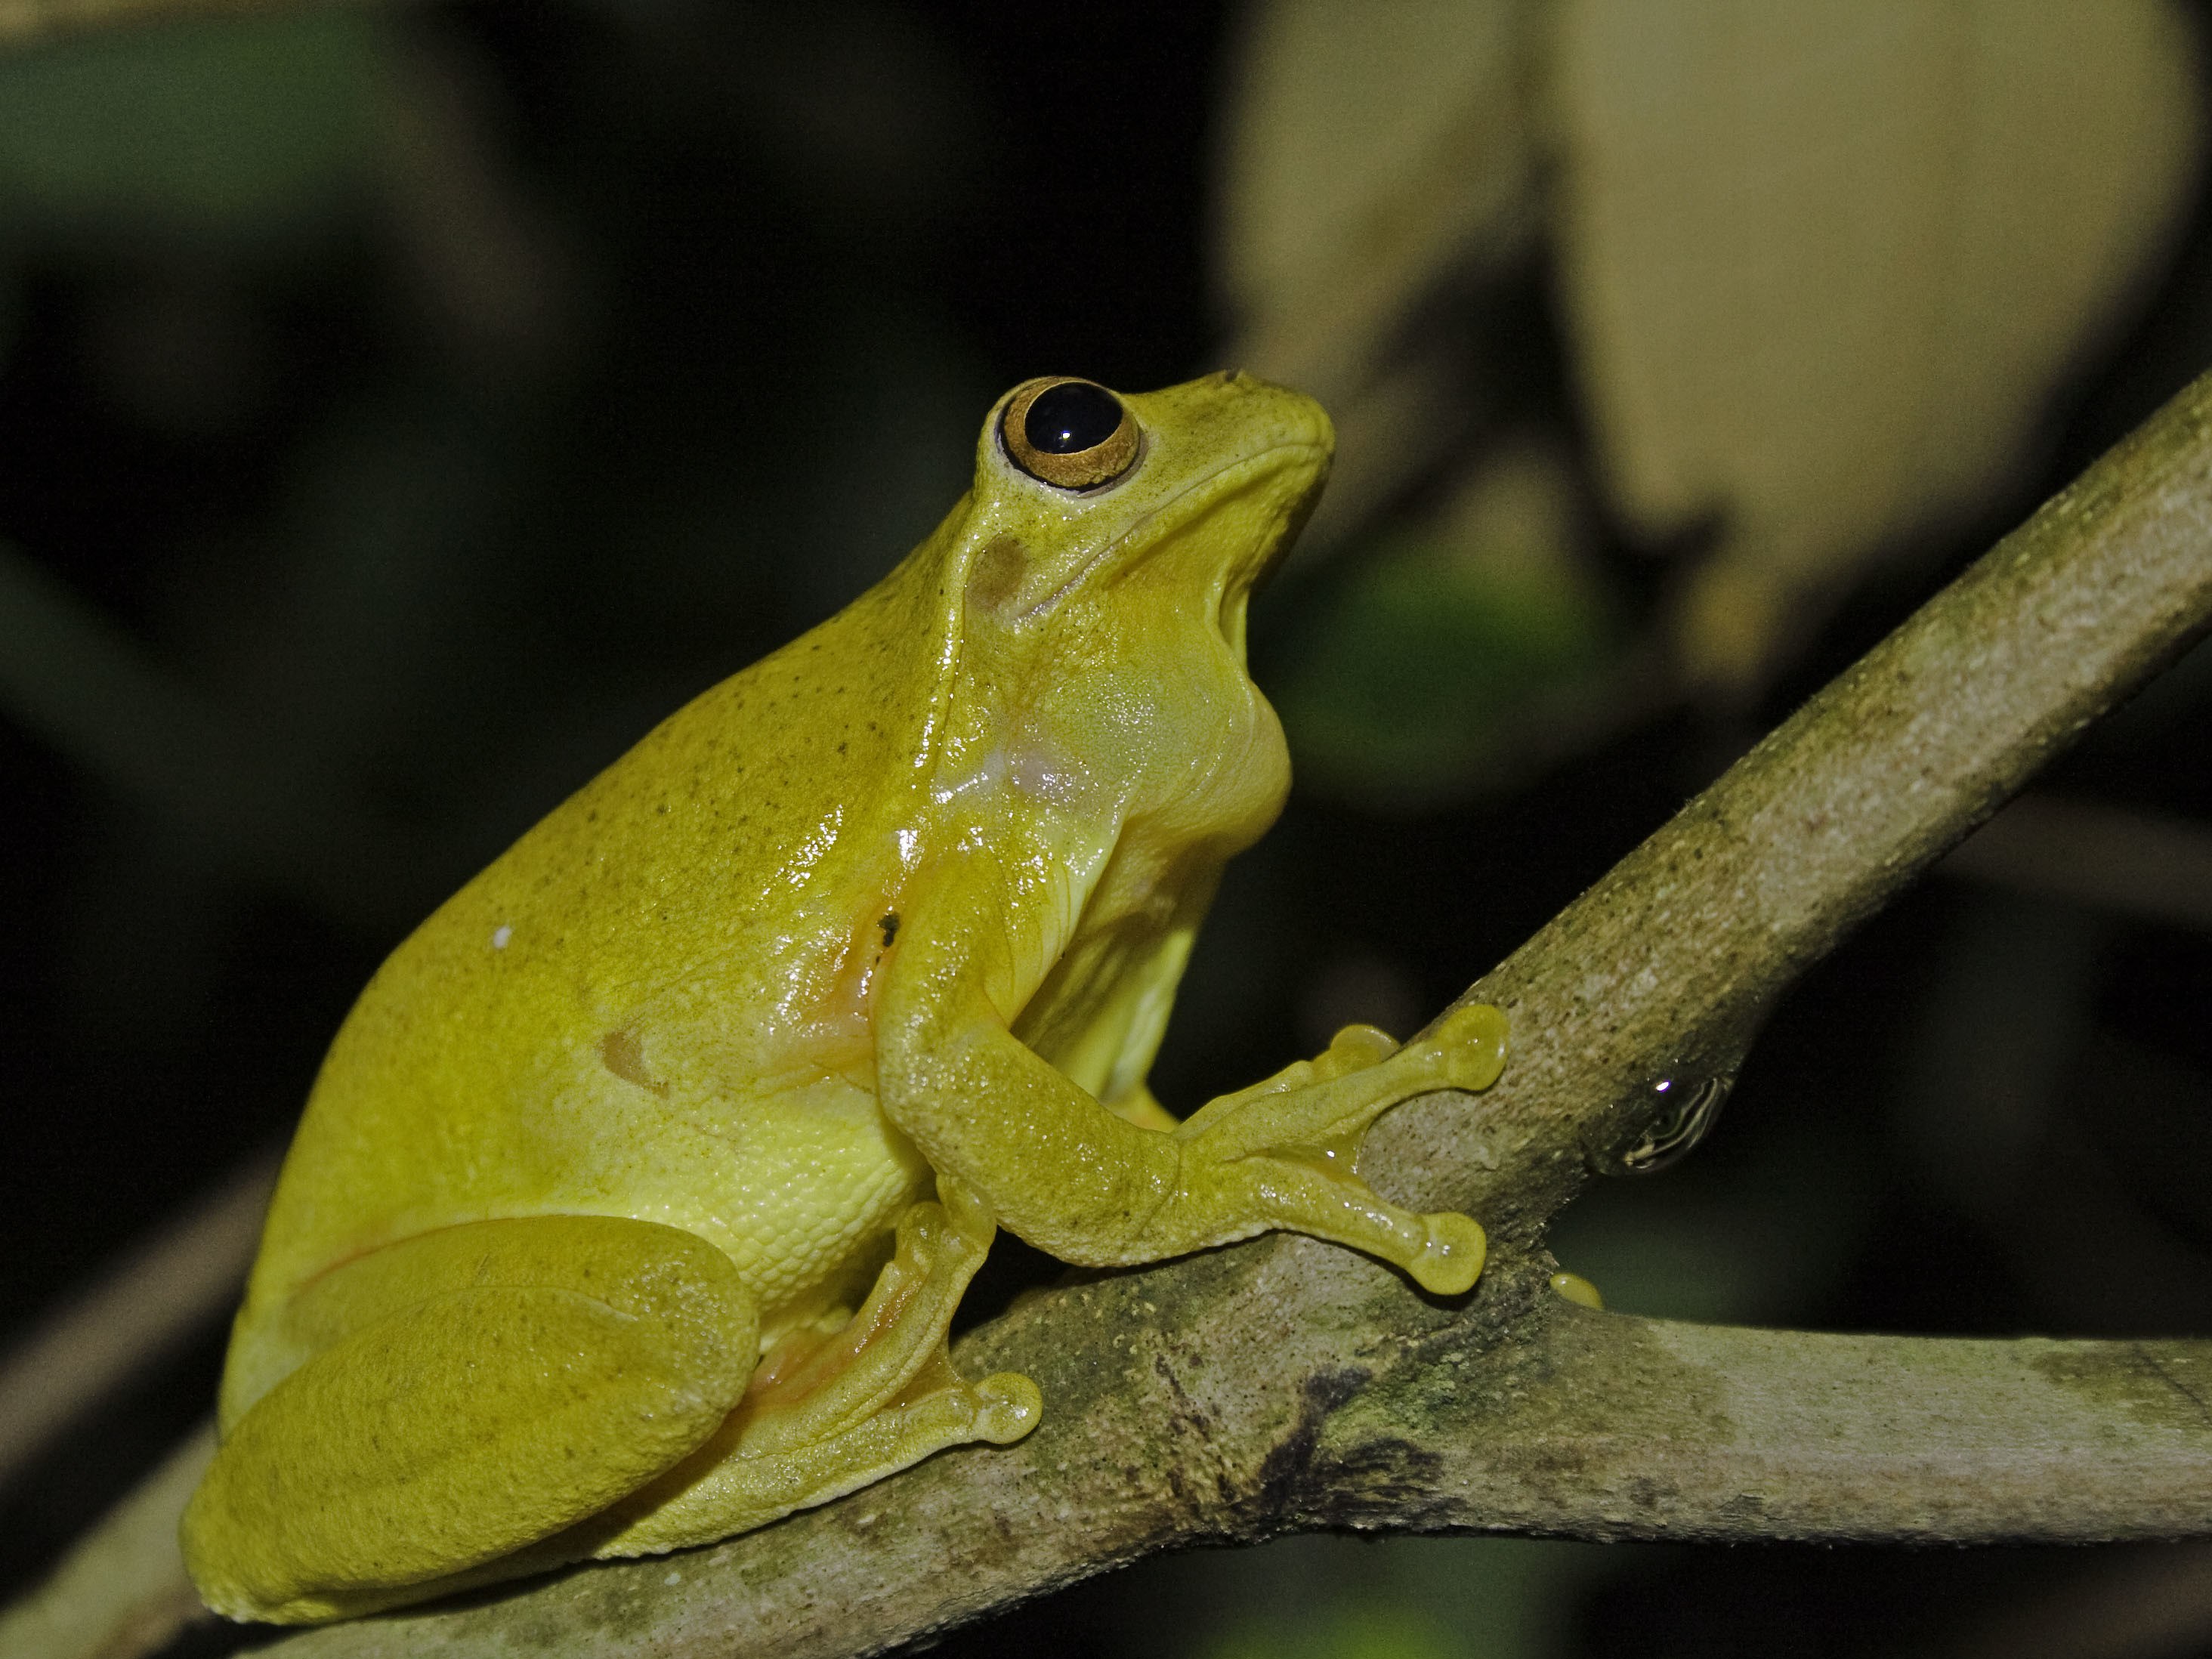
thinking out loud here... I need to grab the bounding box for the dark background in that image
[2,5,2210,1656]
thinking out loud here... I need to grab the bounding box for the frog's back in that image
[233,517,967,1357]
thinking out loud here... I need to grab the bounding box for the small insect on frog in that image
[183,372,1508,1623]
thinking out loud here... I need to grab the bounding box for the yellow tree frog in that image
[181,372,1509,1623]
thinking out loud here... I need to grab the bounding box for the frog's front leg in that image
[181,1216,758,1624]
[558,1188,1040,1561]
[881,889,1507,1297]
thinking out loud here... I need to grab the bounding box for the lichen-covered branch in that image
[1355,1306,2212,1546]
[19,374,2212,1659]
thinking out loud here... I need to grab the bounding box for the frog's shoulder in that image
[503,508,974,900]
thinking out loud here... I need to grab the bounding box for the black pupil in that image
[1024,382,1123,455]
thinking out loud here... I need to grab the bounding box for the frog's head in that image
[927,372,1330,830]
[954,371,1333,661]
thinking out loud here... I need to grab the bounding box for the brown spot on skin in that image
[966,535,1027,613]
[601,1029,669,1096]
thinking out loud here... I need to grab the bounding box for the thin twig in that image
[0,1427,212,1659]
[0,1151,274,1494]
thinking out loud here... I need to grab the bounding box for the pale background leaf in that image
[1552,0,2206,690]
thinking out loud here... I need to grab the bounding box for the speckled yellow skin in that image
[181,372,1508,1624]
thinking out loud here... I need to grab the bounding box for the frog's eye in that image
[999,377,1142,490]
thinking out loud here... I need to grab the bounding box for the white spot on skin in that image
[491,925,513,950]
[1007,738,1092,808]
[930,746,1009,806]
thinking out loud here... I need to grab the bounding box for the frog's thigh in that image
[576,1193,1041,1559]
[182,1216,755,1624]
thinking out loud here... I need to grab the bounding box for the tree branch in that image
[19,371,2212,1659]
[253,1270,2212,1659]
[1395,1309,2212,1546]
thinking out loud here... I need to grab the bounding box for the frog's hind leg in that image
[573,1186,1041,1559]
[181,1216,756,1624]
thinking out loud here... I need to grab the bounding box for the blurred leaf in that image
[1209,1602,1460,1659]
[1216,0,1546,553]
[0,271,19,370]
[2082,1032,2212,1259]
[0,11,386,246]
[1551,0,2207,693]
[1219,0,1537,362]
[1271,436,1617,802]
[1188,1534,1602,1659]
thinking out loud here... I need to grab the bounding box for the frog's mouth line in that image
[1017,438,1332,623]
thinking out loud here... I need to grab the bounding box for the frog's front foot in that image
[1178,1000,1508,1159]
[1392,1002,1510,1094]
[1148,1002,1507,1296]
[1411,1212,1487,1296]
[969,1371,1045,1443]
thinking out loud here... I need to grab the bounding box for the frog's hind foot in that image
[579,1192,1042,1559]
[574,1355,1041,1560]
